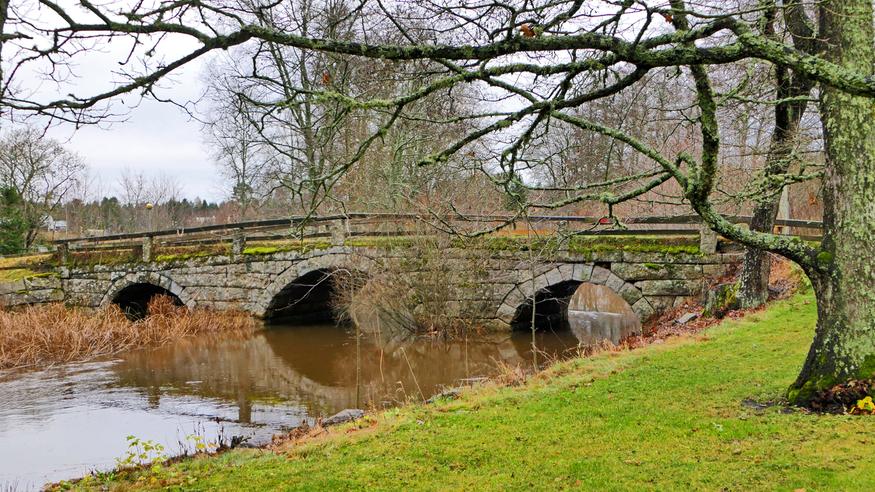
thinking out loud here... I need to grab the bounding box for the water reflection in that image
[113,323,585,415]
[0,323,579,489]
[566,283,641,344]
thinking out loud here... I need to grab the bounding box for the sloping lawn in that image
[78,294,875,490]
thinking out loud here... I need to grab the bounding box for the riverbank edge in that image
[58,288,875,490]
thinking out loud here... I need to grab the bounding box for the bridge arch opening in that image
[264,268,363,324]
[112,283,184,320]
[511,281,641,344]
[511,280,582,332]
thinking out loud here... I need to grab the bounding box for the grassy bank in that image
[71,293,875,490]
[0,297,256,370]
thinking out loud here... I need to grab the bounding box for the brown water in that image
[0,323,581,489]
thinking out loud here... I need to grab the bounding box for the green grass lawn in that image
[76,293,875,491]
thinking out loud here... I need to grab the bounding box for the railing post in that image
[142,235,153,262]
[557,220,570,253]
[331,218,348,246]
[231,229,246,259]
[57,243,69,264]
[699,226,718,255]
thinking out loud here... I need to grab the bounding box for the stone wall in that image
[0,275,64,308]
[1,245,740,327]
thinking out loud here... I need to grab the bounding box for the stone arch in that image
[100,271,196,317]
[495,263,651,326]
[253,252,374,320]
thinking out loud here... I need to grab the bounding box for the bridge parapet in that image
[2,213,818,326]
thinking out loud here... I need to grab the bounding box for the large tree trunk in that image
[788,0,875,404]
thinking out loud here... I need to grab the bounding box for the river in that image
[0,322,586,489]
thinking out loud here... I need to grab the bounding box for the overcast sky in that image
[4,14,227,203]
[41,56,226,202]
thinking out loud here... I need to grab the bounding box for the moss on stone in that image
[345,237,417,249]
[568,235,700,255]
[704,282,739,318]
[457,234,700,255]
[0,268,45,282]
[816,250,834,267]
[242,240,332,256]
[0,253,54,270]
[154,251,212,263]
[65,249,141,268]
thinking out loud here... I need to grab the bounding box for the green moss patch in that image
[242,240,332,256]
[65,249,140,268]
[0,268,51,282]
[568,234,700,255]
[463,234,700,255]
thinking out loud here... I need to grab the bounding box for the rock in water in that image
[323,409,365,427]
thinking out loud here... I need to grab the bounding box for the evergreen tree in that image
[0,188,28,255]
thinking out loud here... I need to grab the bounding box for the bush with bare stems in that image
[334,233,491,339]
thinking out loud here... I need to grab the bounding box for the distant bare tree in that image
[0,127,85,247]
[116,169,182,231]
[202,72,268,218]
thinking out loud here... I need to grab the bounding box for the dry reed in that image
[0,296,257,371]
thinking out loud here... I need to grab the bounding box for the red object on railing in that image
[598,217,612,225]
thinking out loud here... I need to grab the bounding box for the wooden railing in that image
[49,213,824,262]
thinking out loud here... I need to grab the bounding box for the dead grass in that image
[0,296,257,371]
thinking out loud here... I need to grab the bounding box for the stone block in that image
[496,303,517,321]
[721,253,744,264]
[557,263,575,282]
[605,273,626,293]
[699,227,718,254]
[590,266,611,285]
[544,268,564,287]
[631,297,655,321]
[647,295,677,313]
[634,279,704,296]
[611,262,702,282]
[618,283,643,306]
[177,273,228,287]
[23,276,62,290]
[702,264,730,277]
[0,280,25,296]
[500,286,525,307]
[572,263,593,282]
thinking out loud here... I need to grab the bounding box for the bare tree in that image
[0,127,85,247]
[202,69,268,218]
[116,169,181,231]
[736,2,818,308]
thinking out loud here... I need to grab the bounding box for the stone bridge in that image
[4,237,739,329]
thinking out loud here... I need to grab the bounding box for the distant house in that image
[193,216,216,226]
[43,215,68,232]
